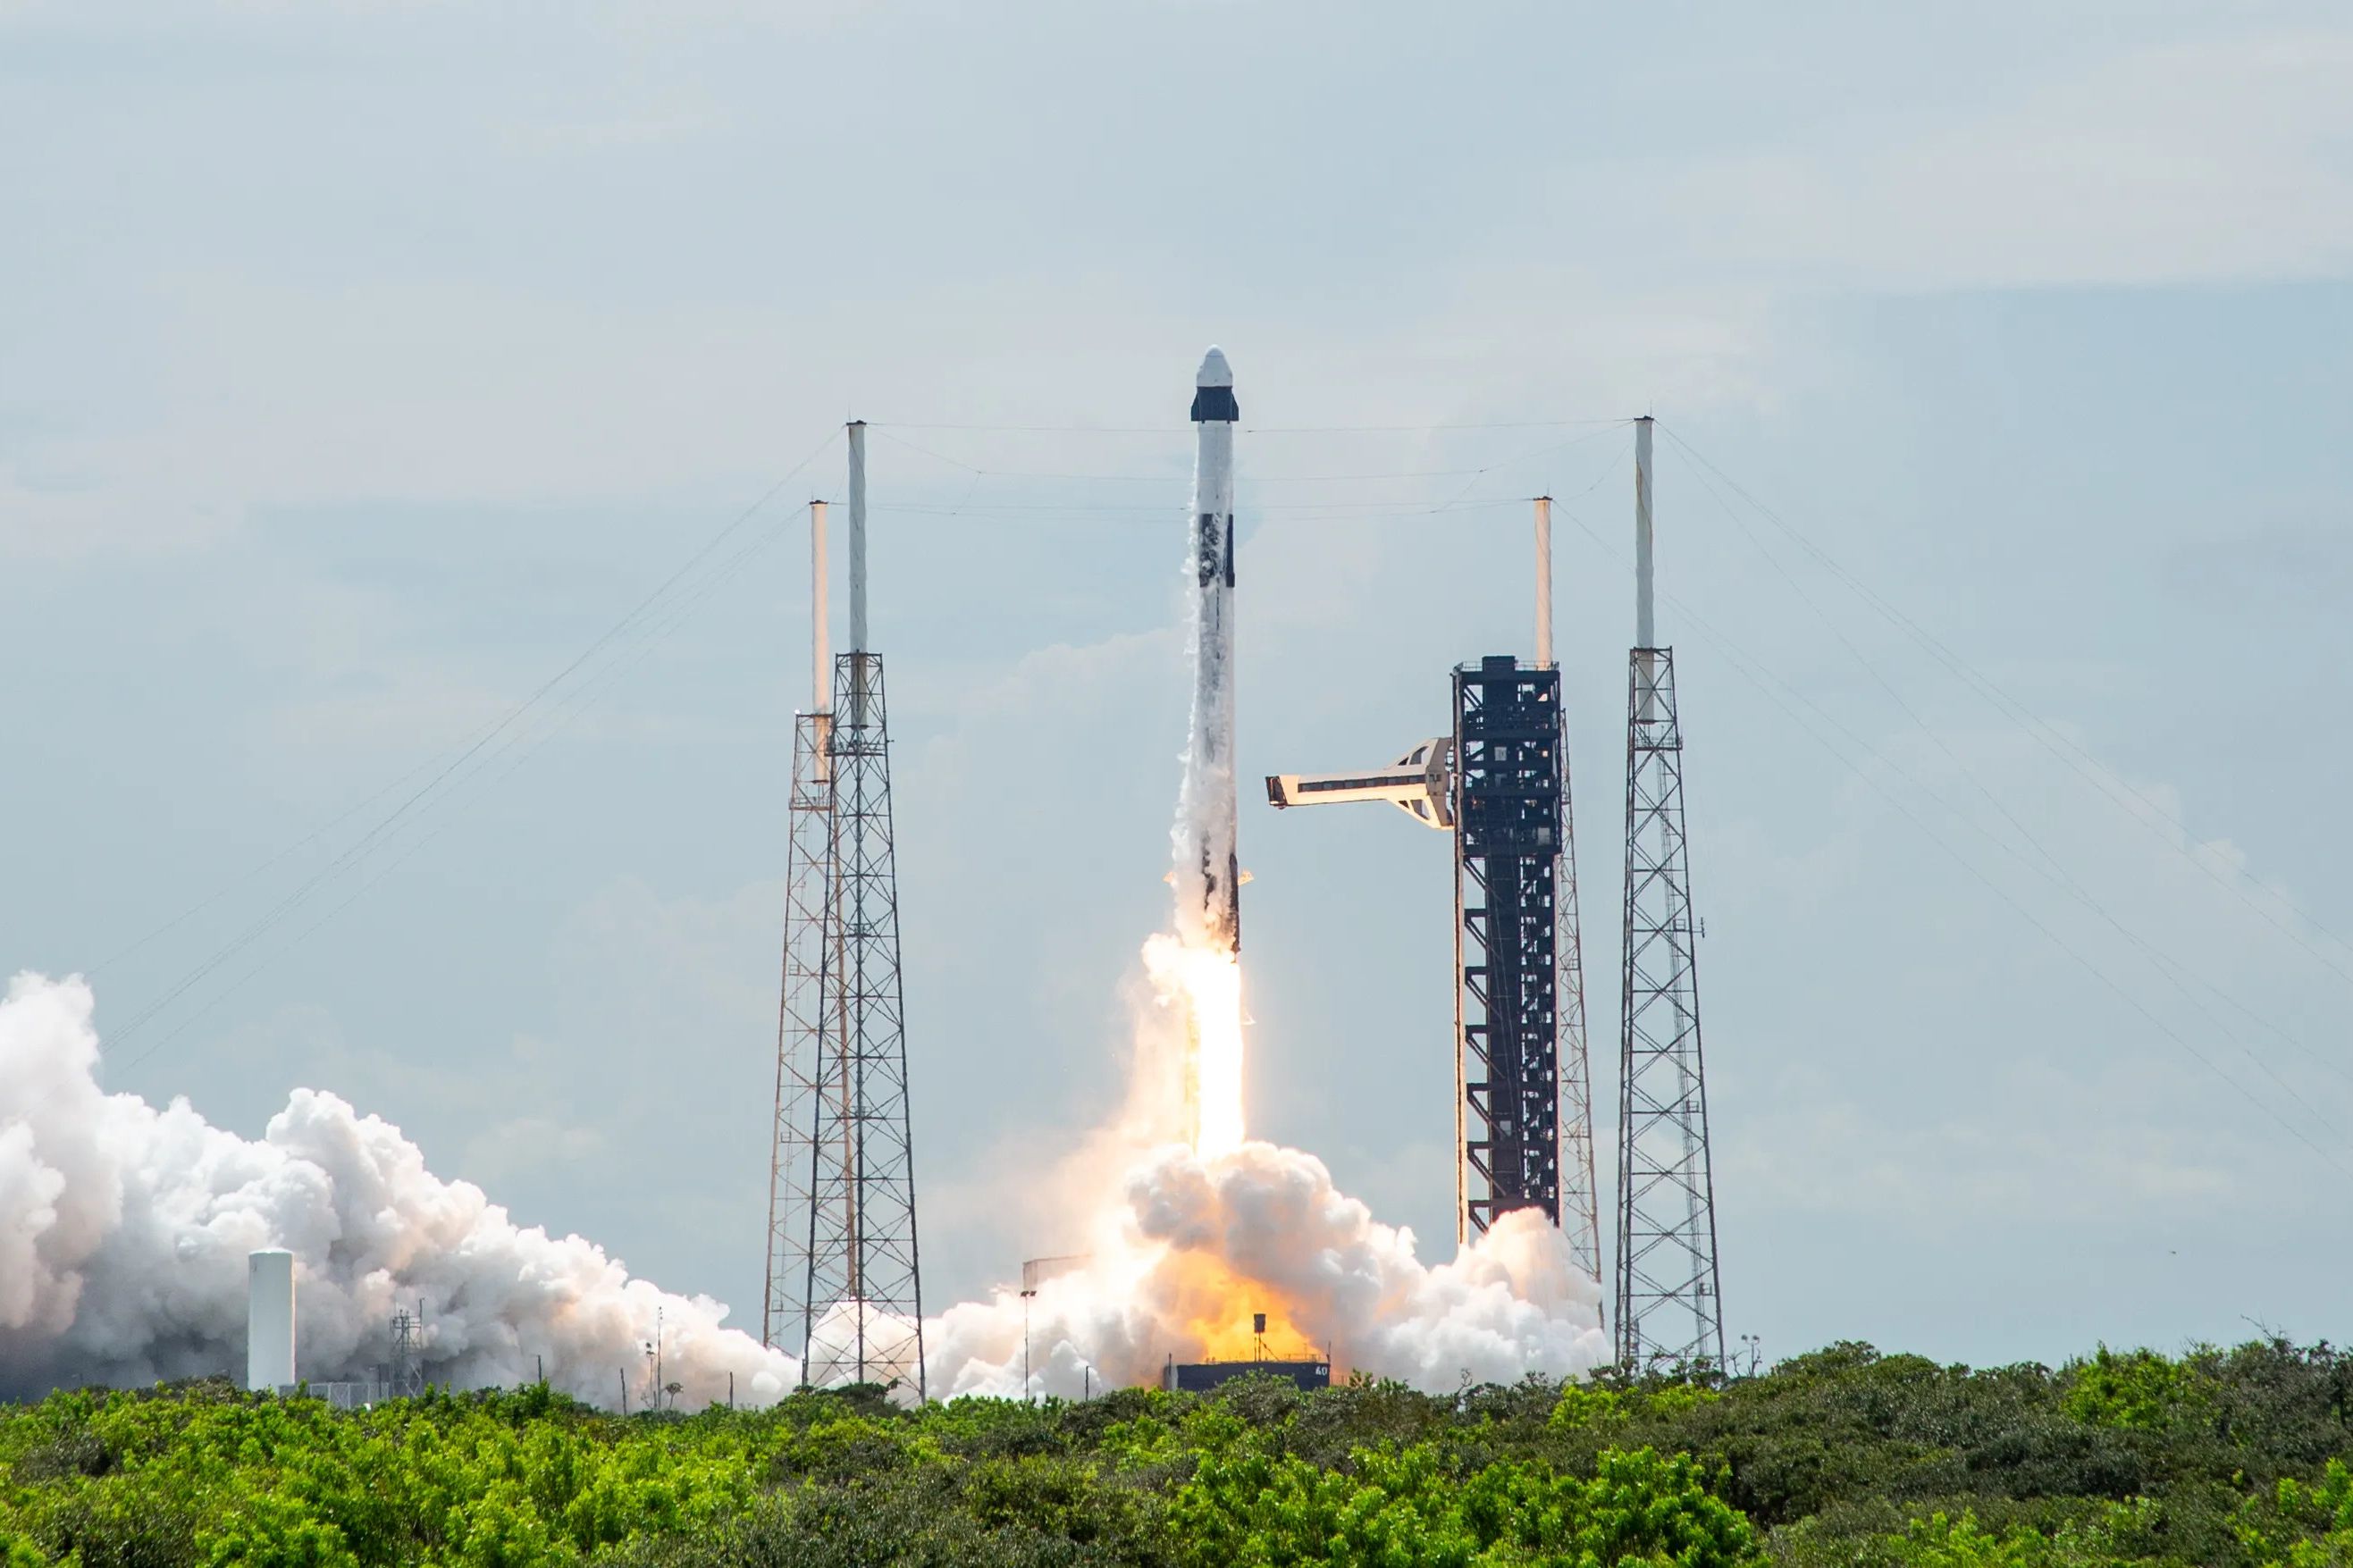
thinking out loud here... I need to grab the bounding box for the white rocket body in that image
[1177,347,1241,954]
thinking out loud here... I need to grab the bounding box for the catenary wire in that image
[865,415,1629,434]
[113,522,794,1071]
[1667,448,2353,1098]
[1555,495,2350,1171]
[1658,422,2353,986]
[106,432,840,1053]
[863,421,1630,517]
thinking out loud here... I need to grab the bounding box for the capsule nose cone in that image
[1196,347,1232,389]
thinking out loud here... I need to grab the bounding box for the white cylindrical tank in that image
[247,1249,295,1392]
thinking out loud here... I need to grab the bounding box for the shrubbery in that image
[2,1339,2348,1565]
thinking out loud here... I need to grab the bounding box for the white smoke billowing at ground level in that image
[0,972,796,1405]
[915,927,1609,1398]
[924,1140,1607,1399]
[2,951,1606,1404]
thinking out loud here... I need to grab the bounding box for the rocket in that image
[1178,346,1242,955]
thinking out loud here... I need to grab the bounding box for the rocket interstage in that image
[1181,346,1240,959]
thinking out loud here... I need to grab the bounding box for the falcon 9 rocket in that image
[1177,347,1241,959]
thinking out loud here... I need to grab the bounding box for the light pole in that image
[1019,1288,1038,1404]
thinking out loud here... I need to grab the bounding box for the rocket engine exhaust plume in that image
[921,1141,1608,1399]
[1172,346,1246,1160]
[0,972,797,1405]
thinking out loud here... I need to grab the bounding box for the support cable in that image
[116,522,796,1073]
[105,432,842,1056]
[1553,500,2351,1176]
[1667,450,2353,1104]
[1658,423,2353,989]
[864,415,1627,434]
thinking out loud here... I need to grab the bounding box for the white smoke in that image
[4,935,1607,1408]
[922,1139,1607,1399]
[0,971,796,1406]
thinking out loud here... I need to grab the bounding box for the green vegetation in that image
[3,1339,2349,1565]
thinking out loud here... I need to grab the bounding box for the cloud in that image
[0,460,246,562]
[1612,30,2353,292]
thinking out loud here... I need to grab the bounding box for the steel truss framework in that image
[1452,655,1598,1258]
[1614,647,1725,1372]
[762,710,835,1355]
[763,654,926,1396]
[1552,722,1602,1287]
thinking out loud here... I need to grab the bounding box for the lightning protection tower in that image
[763,424,927,1397]
[763,499,837,1357]
[1535,496,1601,1284]
[1614,415,1726,1373]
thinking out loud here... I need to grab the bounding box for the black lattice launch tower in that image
[762,424,927,1396]
[1614,416,1725,1372]
[1445,494,1601,1269]
[1451,656,1567,1242]
[1262,497,1600,1281]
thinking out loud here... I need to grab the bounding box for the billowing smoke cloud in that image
[4,960,1606,1406]
[916,940,1609,1397]
[923,1141,1608,1399]
[0,972,796,1405]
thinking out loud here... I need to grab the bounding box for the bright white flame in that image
[1147,935,1244,1160]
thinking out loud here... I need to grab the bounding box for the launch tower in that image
[1451,654,1567,1239]
[1613,416,1726,1372]
[1265,499,1601,1270]
[763,498,837,1358]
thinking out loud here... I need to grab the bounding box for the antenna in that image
[811,499,829,714]
[1634,418,1655,651]
[846,420,870,731]
[1534,495,1554,668]
[765,498,842,1357]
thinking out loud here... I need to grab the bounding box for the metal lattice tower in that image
[388,1305,425,1397]
[801,646,924,1393]
[1552,731,1602,1285]
[761,432,927,1397]
[762,702,835,1355]
[1613,418,1725,1372]
[1452,656,1567,1242]
[1535,494,1603,1288]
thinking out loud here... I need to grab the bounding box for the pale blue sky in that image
[5,1,2351,1371]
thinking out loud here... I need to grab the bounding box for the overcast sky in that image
[6,1,2352,1373]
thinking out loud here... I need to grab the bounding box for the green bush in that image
[2,1342,2349,1565]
